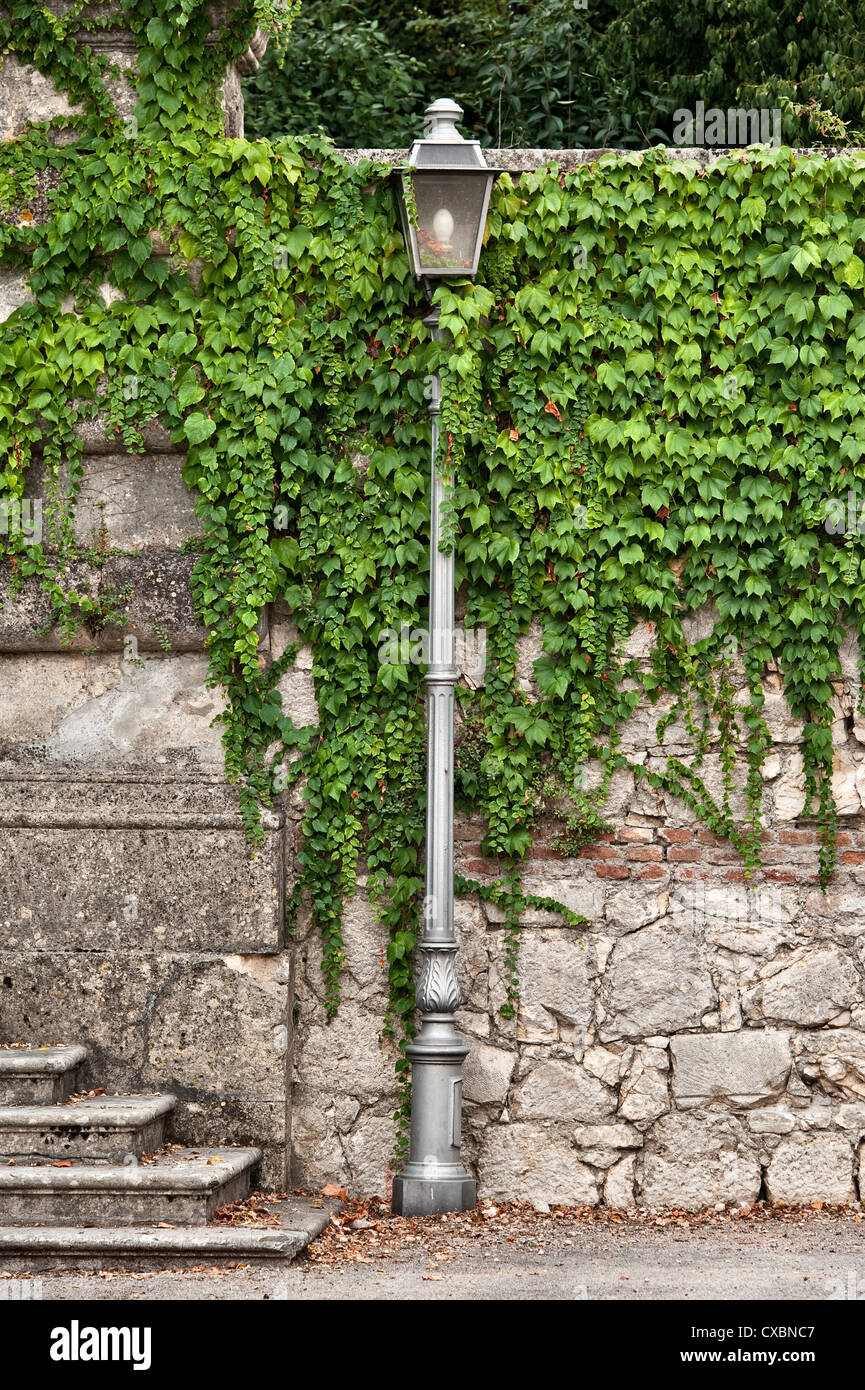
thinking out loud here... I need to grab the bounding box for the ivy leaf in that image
[183,412,216,445]
[176,380,205,409]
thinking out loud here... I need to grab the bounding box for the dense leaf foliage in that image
[245,0,865,149]
[2,4,865,1130]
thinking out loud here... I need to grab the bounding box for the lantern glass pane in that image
[413,172,486,274]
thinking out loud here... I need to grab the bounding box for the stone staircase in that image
[0,1045,328,1269]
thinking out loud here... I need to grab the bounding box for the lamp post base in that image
[391,1172,477,1217]
[391,1014,476,1215]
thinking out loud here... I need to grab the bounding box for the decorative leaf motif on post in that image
[416,948,462,1014]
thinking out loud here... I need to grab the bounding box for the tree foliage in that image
[245,0,865,149]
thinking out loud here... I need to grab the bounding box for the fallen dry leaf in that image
[301,1193,865,1272]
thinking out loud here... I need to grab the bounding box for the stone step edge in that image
[0,1147,260,1193]
[0,1223,312,1260]
[0,1201,332,1268]
[0,1047,87,1076]
[0,1095,175,1128]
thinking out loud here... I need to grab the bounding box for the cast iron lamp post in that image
[390,100,500,1216]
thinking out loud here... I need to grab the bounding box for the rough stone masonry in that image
[292,616,865,1208]
[3,7,865,1207]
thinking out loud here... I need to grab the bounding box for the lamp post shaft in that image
[391,307,477,1216]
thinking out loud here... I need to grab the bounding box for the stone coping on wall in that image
[342,145,865,171]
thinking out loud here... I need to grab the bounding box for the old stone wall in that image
[2,19,865,1206]
[0,4,293,1186]
[0,434,295,1183]
[290,619,865,1208]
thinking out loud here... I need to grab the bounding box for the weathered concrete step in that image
[0,1198,332,1270]
[0,1147,260,1227]
[0,1046,86,1105]
[0,1094,175,1163]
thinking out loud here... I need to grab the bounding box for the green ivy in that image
[2,4,865,1129]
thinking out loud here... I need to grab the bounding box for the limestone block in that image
[756,948,860,1027]
[455,1008,490,1040]
[675,882,798,956]
[760,689,804,743]
[24,453,200,551]
[0,564,102,652]
[640,1113,761,1210]
[747,1105,797,1134]
[514,618,544,694]
[518,872,605,924]
[0,269,32,322]
[99,553,207,652]
[573,1121,641,1168]
[0,822,282,952]
[483,875,603,928]
[773,753,806,820]
[596,767,636,818]
[804,888,865,934]
[514,927,596,1042]
[618,1051,670,1123]
[290,1097,348,1190]
[511,1061,616,1123]
[795,1029,865,1101]
[765,1133,856,1204]
[0,653,226,767]
[478,1124,599,1206]
[330,896,389,998]
[582,1044,626,1086]
[761,753,781,780]
[602,919,715,1040]
[605,886,668,934]
[0,54,82,138]
[621,620,657,658]
[275,665,319,730]
[462,1041,516,1105]
[618,692,684,752]
[297,1003,397,1105]
[832,748,862,816]
[833,1102,865,1136]
[66,415,179,456]
[671,1030,791,1105]
[604,1151,637,1208]
[685,752,750,820]
[343,1113,396,1196]
[680,602,719,646]
[839,627,862,682]
[573,1121,641,1148]
[454,900,488,1013]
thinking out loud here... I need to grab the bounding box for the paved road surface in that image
[21,1214,865,1300]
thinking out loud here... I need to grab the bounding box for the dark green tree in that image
[244,0,865,148]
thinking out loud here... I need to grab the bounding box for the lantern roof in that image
[404,99,497,173]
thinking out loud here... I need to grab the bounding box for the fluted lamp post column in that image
[391,100,500,1216]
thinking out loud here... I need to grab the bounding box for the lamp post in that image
[390,100,500,1217]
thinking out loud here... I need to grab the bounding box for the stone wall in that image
[0,434,295,1183]
[290,619,865,1209]
[0,4,293,1186]
[3,18,865,1205]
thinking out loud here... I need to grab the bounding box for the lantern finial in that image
[423,98,465,142]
